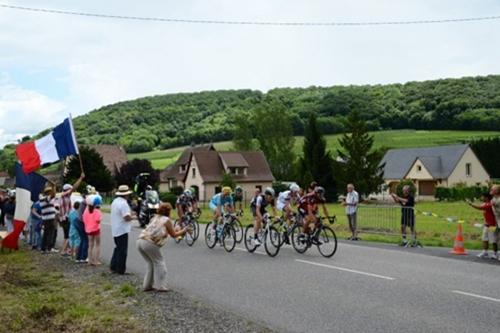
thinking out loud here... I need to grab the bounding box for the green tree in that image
[220,172,236,189]
[254,99,295,180]
[64,146,115,193]
[336,110,384,197]
[232,111,255,150]
[299,113,337,200]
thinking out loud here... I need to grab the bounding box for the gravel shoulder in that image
[35,251,276,333]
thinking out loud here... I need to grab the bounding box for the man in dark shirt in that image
[391,185,416,246]
[0,189,7,227]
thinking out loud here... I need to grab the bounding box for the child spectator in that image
[468,192,497,259]
[68,201,81,260]
[83,195,103,266]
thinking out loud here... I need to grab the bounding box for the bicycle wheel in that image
[184,221,196,247]
[291,224,308,254]
[193,220,200,241]
[222,224,237,253]
[244,225,258,253]
[204,222,217,249]
[264,226,281,257]
[173,220,182,244]
[233,219,244,243]
[316,225,338,258]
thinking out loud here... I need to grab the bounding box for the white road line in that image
[234,247,266,255]
[452,290,500,303]
[295,259,395,281]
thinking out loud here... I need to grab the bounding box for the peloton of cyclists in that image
[250,187,277,246]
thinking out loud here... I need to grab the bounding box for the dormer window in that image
[179,164,186,173]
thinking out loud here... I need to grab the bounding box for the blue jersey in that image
[210,193,234,208]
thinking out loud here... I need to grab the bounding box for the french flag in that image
[16,118,79,174]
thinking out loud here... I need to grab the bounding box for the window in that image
[192,168,196,178]
[417,165,422,172]
[465,163,472,177]
[255,185,262,193]
[179,165,186,173]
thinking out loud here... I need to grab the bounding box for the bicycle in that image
[290,216,338,258]
[205,218,237,253]
[173,212,200,246]
[244,213,281,257]
[274,213,303,247]
[223,213,244,243]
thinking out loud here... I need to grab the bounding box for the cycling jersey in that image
[209,193,234,211]
[277,190,295,211]
[231,193,243,203]
[176,194,196,211]
[298,192,324,216]
[250,194,274,216]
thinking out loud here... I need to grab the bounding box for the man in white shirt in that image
[343,184,359,241]
[110,185,135,274]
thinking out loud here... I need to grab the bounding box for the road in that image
[97,215,500,333]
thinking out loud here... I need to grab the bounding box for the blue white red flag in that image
[15,117,79,173]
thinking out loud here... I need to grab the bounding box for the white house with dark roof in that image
[380,144,490,199]
[160,145,274,201]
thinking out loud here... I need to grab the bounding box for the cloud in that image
[0,76,67,147]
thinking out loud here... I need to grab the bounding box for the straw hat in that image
[115,185,133,196]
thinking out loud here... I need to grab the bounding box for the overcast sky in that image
[1,0,500,147]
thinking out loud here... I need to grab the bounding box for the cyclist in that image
[176,189,198,221]
[250,187,277,246]
[209,187,234,223]
[277,183,301,224]
[232,186,244,214]
[298,186,331,244]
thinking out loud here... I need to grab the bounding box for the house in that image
[88,144,128,176]
[380,144,490,199]
[160,145,275,201]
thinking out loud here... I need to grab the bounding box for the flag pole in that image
[69,113,84,174]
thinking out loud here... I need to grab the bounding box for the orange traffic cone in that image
[450,222,467,255]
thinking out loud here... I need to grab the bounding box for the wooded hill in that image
[72,75,500,153]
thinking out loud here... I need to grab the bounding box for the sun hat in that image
[115,185,133,196]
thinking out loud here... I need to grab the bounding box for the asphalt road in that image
[97,215,500,333]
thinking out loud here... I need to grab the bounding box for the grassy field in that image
[0,250,143,333]
[193,201,487,250]
[129,130,500,170]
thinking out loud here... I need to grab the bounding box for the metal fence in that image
[356,205,415,237]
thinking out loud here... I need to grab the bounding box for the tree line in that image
[68,75,500,153]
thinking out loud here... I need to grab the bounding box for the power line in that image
[1,3,500,27]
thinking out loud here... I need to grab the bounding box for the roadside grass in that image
[127,130,500,170]
[193,201,486,250]
[0,250,144,333]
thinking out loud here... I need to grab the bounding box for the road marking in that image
[234,247,266,255]
[295,259,395,281]
[452,290,500,303]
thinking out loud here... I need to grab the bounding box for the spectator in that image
[136,202,188,292]
[40,185,57,254]
[391,185,416,246]
[491,185,500,260]
[3,190,16,233]
[68,201,81,259]
[343,184,359,241]
[83,195,103,266]
[469,192,498,259]
[29,196,43,250]
[110,185,135,275]
[58,173,85,257]
[0,188,6,227]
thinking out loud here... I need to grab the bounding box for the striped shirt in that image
[39,196,56,221]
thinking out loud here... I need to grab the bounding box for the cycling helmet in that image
[183,189,193,197]
[189,187,196,194]
[289,183,300,193]
[146,185,153,190]
[264,187,275,198]
[235,186,243,193]
[314,186,326,200]
[222,187,232,195]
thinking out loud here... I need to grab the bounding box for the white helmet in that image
[289,183,300,193]
[264,187,275,198]
[184,189,192,197]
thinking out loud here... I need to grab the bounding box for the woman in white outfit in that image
[136,202,188,292]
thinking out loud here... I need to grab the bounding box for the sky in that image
[1,0,500,147]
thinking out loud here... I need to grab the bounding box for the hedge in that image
[435,185,489,201]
